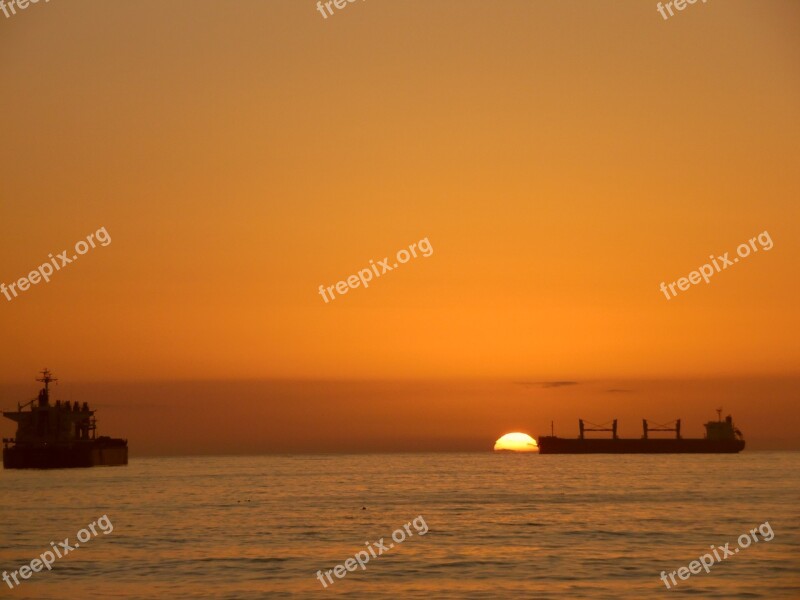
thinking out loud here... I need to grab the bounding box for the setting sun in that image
[494,433,539,452]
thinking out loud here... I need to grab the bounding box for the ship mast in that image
[35,369,57,406]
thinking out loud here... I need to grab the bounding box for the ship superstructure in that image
[2,370,127,469]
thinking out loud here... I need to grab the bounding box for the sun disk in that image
[494,432,538,452]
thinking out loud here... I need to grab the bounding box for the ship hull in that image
[3,440,128,469]
[537,437,745,454]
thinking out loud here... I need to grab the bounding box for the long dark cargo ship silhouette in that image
[2,370,128,469]
[537,411,745,454]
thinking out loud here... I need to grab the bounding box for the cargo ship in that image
[2,370,128,469]
[537,411,745,454]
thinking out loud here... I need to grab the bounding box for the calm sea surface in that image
[1,453,798,599]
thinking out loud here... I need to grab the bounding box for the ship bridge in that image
[2,370,97,448]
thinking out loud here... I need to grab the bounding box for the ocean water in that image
[0,453,798,599]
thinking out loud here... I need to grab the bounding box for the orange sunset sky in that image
[1,1,799,452]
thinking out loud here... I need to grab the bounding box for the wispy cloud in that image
[515,381,579,389]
